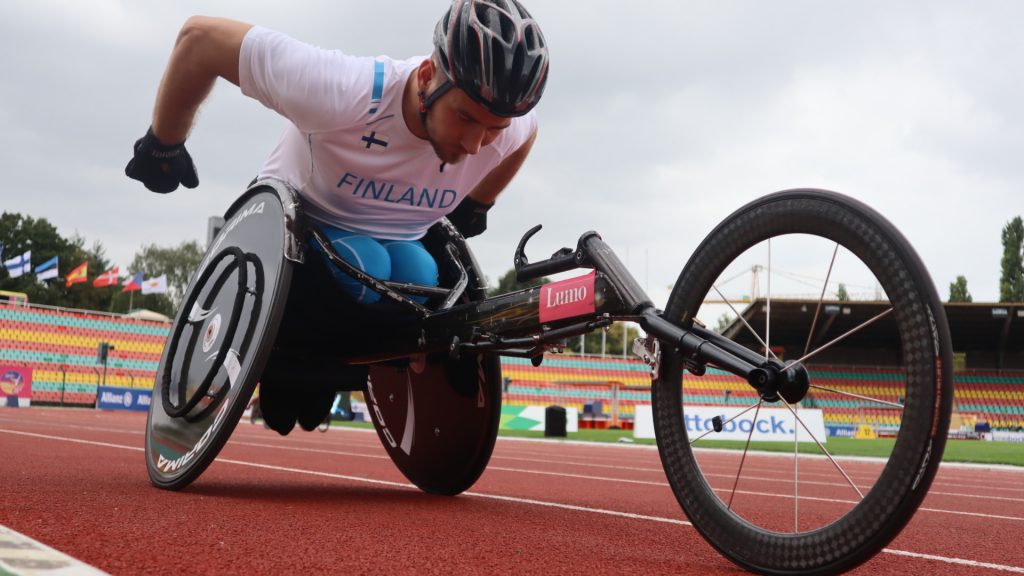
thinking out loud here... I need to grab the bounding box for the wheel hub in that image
[750,361,810,404]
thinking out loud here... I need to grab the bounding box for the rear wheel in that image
[367,352,502,495]
[653,189,952,574]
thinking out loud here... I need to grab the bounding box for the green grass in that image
[332,420,1024,466]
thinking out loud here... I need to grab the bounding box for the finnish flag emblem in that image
[360,130,389,151]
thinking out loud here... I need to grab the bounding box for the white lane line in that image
[882,549,1024,574]
[226,439,390,460]
[0,524,110,576]
[5,428,1024,574]
[5,426,1022,511]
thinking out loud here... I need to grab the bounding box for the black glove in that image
[446,196,493,238]
[125,127,199,193]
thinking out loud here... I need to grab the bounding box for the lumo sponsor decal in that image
[539,272,596,323]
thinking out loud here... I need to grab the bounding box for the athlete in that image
[126,0,549,433]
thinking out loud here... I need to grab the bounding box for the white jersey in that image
[239,26,537,241]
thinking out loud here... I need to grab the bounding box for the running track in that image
[1,408,1022,575]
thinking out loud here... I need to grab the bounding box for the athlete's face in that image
[425,88,511,165]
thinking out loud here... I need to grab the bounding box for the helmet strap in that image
[418,79,455,173]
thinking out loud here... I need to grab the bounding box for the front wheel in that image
[653,189,952,575]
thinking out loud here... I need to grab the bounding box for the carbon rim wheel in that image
[145,187,295,490]
[652,189,953,575]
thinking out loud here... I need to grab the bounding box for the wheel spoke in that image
[786,308,894,369]
[712,284,780,362]
[727,400,763,510]
[794,403,799,532]
[766,239,772,362]
[803,243,840,357]
[688,401,760,444]
[781,400,864,499]
[809,384,904,409]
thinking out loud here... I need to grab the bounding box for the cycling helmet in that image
[423,0,549,118]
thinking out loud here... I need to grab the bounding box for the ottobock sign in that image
[97,386,152,412]
[634,405,827,443]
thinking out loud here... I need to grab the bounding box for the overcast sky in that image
[1,1,1021,309]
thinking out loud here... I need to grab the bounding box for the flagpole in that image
[129,290,134,312]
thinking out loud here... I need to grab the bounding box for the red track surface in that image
[2,407,1022,575]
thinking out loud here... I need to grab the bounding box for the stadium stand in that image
[1,296,1021,433]
[0,302,169,406]
[499,355,1024,432]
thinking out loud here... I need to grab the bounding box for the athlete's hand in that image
[447,196,493,238]
[125,127,199,193]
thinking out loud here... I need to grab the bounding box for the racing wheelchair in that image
[145,179,953,575]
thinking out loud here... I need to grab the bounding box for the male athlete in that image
[126,0,549,433]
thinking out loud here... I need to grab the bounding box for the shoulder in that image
[240,27,414,132]
[492,110,538,156]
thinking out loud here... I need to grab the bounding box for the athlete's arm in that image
[447,128,537,237]
[467,128,538,204]
[151,16,253,144]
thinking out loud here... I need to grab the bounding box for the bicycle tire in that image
[653,189,953,575]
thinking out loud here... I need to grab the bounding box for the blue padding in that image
[316,225,438,305]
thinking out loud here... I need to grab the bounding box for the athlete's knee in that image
[384,241,438,304]
[317,227,391,304]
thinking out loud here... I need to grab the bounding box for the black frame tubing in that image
[320,225,772,393]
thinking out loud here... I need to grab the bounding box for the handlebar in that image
[513,225,654,314]
[513,225,594,282]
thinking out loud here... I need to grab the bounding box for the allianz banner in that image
[97,386,152,412]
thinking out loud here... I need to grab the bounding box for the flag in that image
[122,272,143,292]
[141,274,168,294]
[66,262,88,287]
[92,266,120,288]
[4,250,31,278]
[34,256,59,281]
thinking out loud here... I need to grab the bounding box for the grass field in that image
[331,420,1024,466]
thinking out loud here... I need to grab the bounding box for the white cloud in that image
[0,0,1019,305]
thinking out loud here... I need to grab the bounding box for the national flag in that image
[122,272,143,292]
[4,250,31,279]
[92,266,120,288]
[141,274,168,295]
[66,262,88,287]
[34,256,59,281]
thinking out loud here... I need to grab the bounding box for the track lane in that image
[1,408,1022,575]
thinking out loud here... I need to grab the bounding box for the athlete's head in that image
[417,0,549,164]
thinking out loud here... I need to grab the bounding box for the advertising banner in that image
[501,405,579,433]
[97,386,152,412]
[0,366,32,408]
[634,404,827,443]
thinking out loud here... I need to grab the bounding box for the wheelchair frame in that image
[147,179,953,575]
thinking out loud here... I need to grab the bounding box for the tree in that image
[1000,216,1024,302]
[836,283,850,301]
[486,268,549,297]
[948,275,973,303]
[126,240,204,315]
[565,322,641,356]
[0,212,114,311]
[714,312,735,333]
